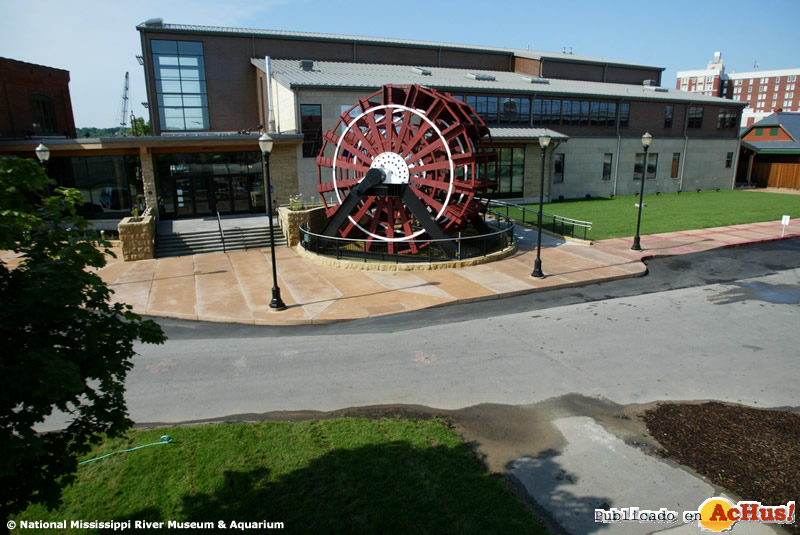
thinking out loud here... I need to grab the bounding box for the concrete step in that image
[156,226,286,258]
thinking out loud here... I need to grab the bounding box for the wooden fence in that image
[752,163,800,189]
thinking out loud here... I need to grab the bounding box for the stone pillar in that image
[278,206,326,246]
[118,215,155,261]
[139,146,159,220]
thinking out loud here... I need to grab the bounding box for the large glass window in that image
[301,104,323,158]
[500,97,530,124]
[494,147,525,196]
[152,40,209,131]
[68,156,142,218]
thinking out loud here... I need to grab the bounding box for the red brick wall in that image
[0,57,76,138]
[743,126,793,142]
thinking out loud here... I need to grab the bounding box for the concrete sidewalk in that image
[97,218,800,325]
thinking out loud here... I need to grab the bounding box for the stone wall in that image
[118,215,155,261]
[278,206,327,246]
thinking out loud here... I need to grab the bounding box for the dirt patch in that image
[643,401,800,531]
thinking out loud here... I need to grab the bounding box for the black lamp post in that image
[258,133,286,311]
[631,132,652,251]
[532,135,550,278]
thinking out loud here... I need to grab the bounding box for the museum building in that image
[1,19,746,223]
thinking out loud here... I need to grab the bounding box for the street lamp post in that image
[631,132,652,251]
[258,133,286,311]
[532,135,550,278]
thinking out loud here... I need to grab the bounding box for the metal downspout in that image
[731,136,742,189]
[679,103,691,191]
[265,56,276,132]
[612,100,623,196]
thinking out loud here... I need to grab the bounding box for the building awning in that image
[489,127,568,142]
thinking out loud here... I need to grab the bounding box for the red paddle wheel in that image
[316,84,497,257]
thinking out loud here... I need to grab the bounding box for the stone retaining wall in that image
[118,215,155,261]
[278,206,327,246]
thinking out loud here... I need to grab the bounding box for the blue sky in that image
[2,0,798,128]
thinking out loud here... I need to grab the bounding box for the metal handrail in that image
[488,200,592,240]
[216,211,226,253]
[298,217,515,264]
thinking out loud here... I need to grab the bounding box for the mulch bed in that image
[642,402,799,532]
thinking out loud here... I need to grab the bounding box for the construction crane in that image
[117,72,129,136]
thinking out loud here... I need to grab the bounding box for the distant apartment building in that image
[677,53,800,127]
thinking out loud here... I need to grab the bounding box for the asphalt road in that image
[106,239,800,429]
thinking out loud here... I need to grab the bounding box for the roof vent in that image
[522,76,550,85]
[411,67,432,76]
[467,73,496,82]
[300,60,314,71]
[143,18,163,28]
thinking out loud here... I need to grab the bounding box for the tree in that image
[128,117,151,137]
[0,156,166,518]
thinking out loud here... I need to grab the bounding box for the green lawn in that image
[13,418,547,534]
[503,190,800,241]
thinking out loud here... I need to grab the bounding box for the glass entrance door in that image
[175,177,194,218]
[212,176,233,214]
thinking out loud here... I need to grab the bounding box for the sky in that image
[2,0,799,128]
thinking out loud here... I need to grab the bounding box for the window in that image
[725,152,734,168]
[553,154,565,183]
[533,98,561,125]
[787,92,794,99]
[602,153,613,181]
[788,75,797,82]
[748,86,752,93]
[152,40,209,131]
[671,153,680,178]
[465,95,498,123]
[776,77,781,83]
[300,105,322,158]
[758,94,766,101]
[759,86,766,92]
[664,105,673,127]
[717,108,737,128]
[500,97,530,124]
[785,100,794,108]
[735,80,742,86]
[760,78,768,83]
[495,147,525,195]
[756,102,765,109]
[619,103,630,127]
[634,153,657,180]
[755,128,763,137]
[29,94,58,135]
[688,106,703,128]
[770,128,779,136]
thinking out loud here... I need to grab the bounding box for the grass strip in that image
[14,418,547,534]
